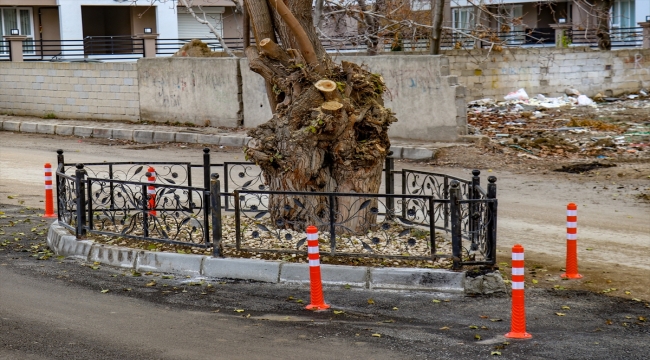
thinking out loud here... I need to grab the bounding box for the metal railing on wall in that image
[0,40,9,61]
[7,28,644,62]
[570,27,643,48]
[22,36,144,62]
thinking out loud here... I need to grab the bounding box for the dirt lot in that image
[400,95,650,301]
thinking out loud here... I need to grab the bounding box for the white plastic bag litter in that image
[577,95,595,106]
[504,88,529,101]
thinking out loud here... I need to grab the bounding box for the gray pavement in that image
[0,114,482,160]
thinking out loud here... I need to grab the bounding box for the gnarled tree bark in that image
[243,0,397,233]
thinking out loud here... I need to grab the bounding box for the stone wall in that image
[242,55,467,142]
[445,47,650,100]
[138,58,242,127]
[0,62,139,121]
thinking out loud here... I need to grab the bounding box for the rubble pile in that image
[468,89,650,160]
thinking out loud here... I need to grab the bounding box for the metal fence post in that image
[384,152,394,218]
[142,175,150,239]
[74,164,87,238]
[401,169,406,219]
[223,162,230,211]
[470,170,480,246]
[108,164,115,210]
[450,180,462,270]
[87,177,93,233]
[56,149,64,166]
[429,196,436,256]
[234,190,241,250]
[443,176,449,229]
[210,173,223,257]
[202,148,211,243]
[56,149,64,220]
[487,176,498,265]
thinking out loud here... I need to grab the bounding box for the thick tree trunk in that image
[596,0,612,50]
[243,0,396,233]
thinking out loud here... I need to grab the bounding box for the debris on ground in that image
[554,162,616,174]
[468,89,650,161]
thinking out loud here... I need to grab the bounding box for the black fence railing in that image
[155,37,250,56]
[22,36,144,62]
[55,149,498,268]
[569,27,643,48]
[7,28,644,62]
[0,40,9,61]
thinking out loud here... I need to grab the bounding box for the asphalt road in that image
[1,204,649,359]
[1,131,649,359]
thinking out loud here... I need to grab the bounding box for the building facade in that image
[0,0,243,57]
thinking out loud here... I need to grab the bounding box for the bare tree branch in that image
[177,0,237,57]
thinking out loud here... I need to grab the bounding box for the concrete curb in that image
[1,119,435,160]
[47,221,466,292]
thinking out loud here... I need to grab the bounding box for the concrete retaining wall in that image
[242,55,467,141]
[138,58,242,127]
[0,57,466,141]
[445,47,650,100]
[343,55,466,141]
[0,62,139,121]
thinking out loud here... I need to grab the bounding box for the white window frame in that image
[497,4,524,45]
[452,7,474,30]
[411,0,431,12]
[611,0,635,29]
[0,7,36,55]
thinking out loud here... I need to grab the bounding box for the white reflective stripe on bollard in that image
[512,253,524,261]
[512,282,524,290]
[512,267,525,275]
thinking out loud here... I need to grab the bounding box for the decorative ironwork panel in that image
[224,162,266,209]
[57,174,79,231]
[232,191,448,259]
[87,178,208,247]
[62,163,192,186]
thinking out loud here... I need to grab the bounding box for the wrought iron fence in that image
[54,149,498,268]
[56,163,81,236]
[570,27,643,48]
[86,176,210,248]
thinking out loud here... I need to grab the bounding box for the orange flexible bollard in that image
[43,163,56,218]
[147,167,157,216]
[561,203,582,279]
[505,244,532,339]
[305,226,330,311]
